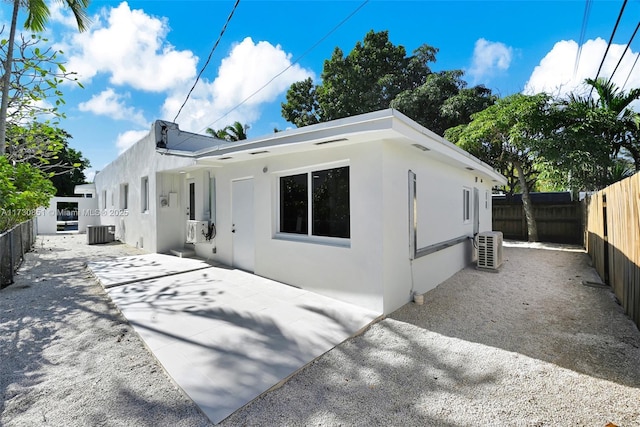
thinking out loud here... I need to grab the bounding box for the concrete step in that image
[169,247,196,258]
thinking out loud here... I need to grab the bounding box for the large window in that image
[280,166,350,239]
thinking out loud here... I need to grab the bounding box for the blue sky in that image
[2,0,640,181]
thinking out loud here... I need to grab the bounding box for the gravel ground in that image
[2,235,640,426]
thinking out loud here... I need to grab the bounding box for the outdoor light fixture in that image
[465,167,474,171]
[219,157,233,160]
[249,150,269,155]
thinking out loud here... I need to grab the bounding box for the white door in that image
[232,179,254,272]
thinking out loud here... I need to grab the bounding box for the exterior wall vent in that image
[477,231,503,270]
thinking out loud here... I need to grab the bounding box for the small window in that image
[141,177,149,212]
[485,190,489,209]
[102,190,107,209]
[463,188,471,223]
[279,166,349,239]
[121,184,129,210]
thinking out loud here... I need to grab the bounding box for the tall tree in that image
[5,122,89,195]
[0,0,91,155]
[281,30,493,135]
[391,70,496,135]
[446,94,553,242]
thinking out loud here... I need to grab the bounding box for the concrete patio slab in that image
[91,259,381,424]
[88,253,214,288]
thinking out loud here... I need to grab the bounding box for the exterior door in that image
[232,178,254,272]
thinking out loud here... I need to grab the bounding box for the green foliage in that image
[546,78,640,190]
[206,121,249,142]
[280,78,320,128]
[0,156,55,232]
[445,93,551,195]
[281,30,494,135]
[391,70,496,135]
[23,0,91,33]
[0,32,83,127]
[5,121,90,196]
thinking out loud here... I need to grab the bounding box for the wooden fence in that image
[585,173,640,329]
[0,219,37,288]
[493,201,584,244]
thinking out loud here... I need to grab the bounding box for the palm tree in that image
[223,121,249,141]
[584,77,640,171]
[0,0,91,156]
[206,121,249,142]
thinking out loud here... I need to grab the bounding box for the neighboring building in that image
[94,109,507,314]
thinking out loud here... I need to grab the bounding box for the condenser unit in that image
[477,231,503,270]
[87,225,115,245]
[186,220,208,244]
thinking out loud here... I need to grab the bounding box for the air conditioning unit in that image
[186,220,208,244]
[87,225,115,245]
[477,231,503,270]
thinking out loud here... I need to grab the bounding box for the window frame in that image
[462,187,471,223]
[276,162,350,246]
[121,183,129,210]
[141,176,149,213]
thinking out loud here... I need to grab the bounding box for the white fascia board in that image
[193,109,396,161]
[389,109,508,185]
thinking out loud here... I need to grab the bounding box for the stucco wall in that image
[380,140,495,313]
[37,197,100,234]
[199,142,386,313]
[94,125,196,252]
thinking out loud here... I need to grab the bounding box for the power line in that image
[622,51,640,90]
[609,20,640,84]
[200,0,370,134]
[591,0,627,95]
[173,0,240,123]
[166,0,370,152]
[574,0,592,78]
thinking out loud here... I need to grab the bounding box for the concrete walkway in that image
[89,254,381,424]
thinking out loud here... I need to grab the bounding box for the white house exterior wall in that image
[94,111,506,315]
[94,127,196,252]
[37,196,99,234]
[380,140,494,313]
[198,142,387,313]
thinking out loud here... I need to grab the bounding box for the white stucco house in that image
[94,109,506,314]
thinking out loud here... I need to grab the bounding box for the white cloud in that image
[84,168,96,183]
[524,38,640,99]
[162,37,315,133]
[61,2,197,92]
[78,88,147,126]
[116,129,148,154]
[49,1,83,29]
[468,39,513,83]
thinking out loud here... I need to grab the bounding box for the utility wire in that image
[574,0,592,78]
[622,51,640,90]
[166,0,370,152]
[608,20,640,84]
[200,0,370,134]
[173,0,240,123]
[591,0,627,96]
